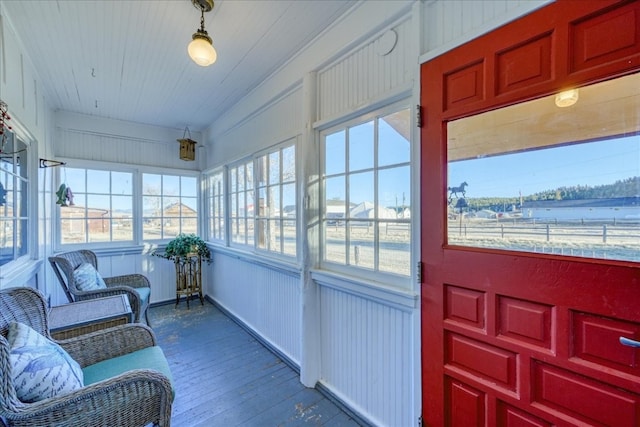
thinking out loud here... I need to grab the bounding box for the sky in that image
[448,135,640,198]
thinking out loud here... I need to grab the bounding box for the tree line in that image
[462,176,639,212]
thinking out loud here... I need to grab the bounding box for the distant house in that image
[523,197,640,220]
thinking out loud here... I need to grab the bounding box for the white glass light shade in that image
[188,35,217,67]
[555,89,579,108]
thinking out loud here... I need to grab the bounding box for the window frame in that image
[319,102,413,286]
[54,160,201,251]
[206,139,298,262]
[0,131,32,268]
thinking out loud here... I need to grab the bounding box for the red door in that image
[421,1,640,425]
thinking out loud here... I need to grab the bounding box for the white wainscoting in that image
[316,278,418,427]
[209,250,302,365]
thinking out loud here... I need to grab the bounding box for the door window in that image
[447,73,640,262]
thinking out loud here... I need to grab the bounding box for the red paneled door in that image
[420,1,640,426]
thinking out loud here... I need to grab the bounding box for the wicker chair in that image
[0,287,173,427]
[49,250,151,325]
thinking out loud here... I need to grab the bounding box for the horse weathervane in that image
[447,181,468,204]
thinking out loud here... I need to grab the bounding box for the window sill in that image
[210,245,302,277]
[311,269,419,311]
[0,258,44,287]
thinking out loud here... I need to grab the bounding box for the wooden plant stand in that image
[175,253,204,308]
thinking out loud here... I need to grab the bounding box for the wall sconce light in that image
[178,127,197,161]
[555,89,579,108]
[188,0,217,67]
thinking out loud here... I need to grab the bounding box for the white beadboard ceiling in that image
[3,0,357,132]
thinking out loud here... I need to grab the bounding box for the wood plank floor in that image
[150,300,363,427]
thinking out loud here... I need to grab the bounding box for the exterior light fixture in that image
[555,88,579,108]
[188,0,217,67]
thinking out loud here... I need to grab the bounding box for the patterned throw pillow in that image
[7,322,84,403]
[73,262,107,291]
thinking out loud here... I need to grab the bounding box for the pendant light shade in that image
[188,32,217,66]
[188,0,217,67]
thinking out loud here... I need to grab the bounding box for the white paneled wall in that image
[319,284,416,426]
[210,252,302,364]
[207,87,303,166]
[317,18,413,123]
[55,111,201,170]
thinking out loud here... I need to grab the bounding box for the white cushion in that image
[8,322,84,403]
[73,262,107,291]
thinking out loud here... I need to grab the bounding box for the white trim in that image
[313,83,413,131]
[311,269,418,311]
[211,245,301,278]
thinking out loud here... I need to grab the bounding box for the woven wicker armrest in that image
[59,323,156,367]
[4,369,173,427]
[104,273,151,289]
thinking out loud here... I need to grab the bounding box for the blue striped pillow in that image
[73,262,107,291]
[7,322,84,403]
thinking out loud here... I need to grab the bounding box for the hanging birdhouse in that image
[177,127,196,161]
[178,138,196,161]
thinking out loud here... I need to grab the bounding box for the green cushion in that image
[135,287,150,306]
[82,346,174,398]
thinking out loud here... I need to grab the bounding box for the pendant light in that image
[188,0,217,67]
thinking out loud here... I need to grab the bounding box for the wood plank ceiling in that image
[2,0,357,131]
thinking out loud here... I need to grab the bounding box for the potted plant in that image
[153,233,211,264]
[153,233,211,308]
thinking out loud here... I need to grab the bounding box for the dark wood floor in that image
[150,300,362,427]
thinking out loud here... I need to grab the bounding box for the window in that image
[256,144,296,256]
[210,141,297,258]
[142,174,198,240]
[322,106,412,277]
[206,170,225,242]
[447,73,640,262]
[0,132,29,266]
[228,160,254,246]
[57,167,199,247]
[60,168,133,244]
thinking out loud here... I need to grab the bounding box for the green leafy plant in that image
[153,233,211,264]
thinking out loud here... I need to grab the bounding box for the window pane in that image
[269,151,280,185]
[349,172,374,214]
[246,162,254,190]
[181,176,197,197]
[447,74,640,262]
[163,175,180,196]
[379,221,411,276]
[113,219,133,241]
[283,220,296,256]
[143,174,161,195]
[379,109,411,167]
[256,156,267,187]
[112,172,132,195]
[349,121,374,172]
[325,176,345,221]
[61,219,86,244]
[349,222,374,269]
[379,166,410,216]
[66,168,86,193]
[181,197,198,217]
[87,170,109,193]
[282,183,295,219]
[257,219,268,249]
[237,166,246,191]
[282,145,296,182]
[326,131,345,176]
[268,186,280,218]
[325,221,346,264]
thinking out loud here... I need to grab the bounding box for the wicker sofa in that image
[0,287,173,427]
[49,250,151,325]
